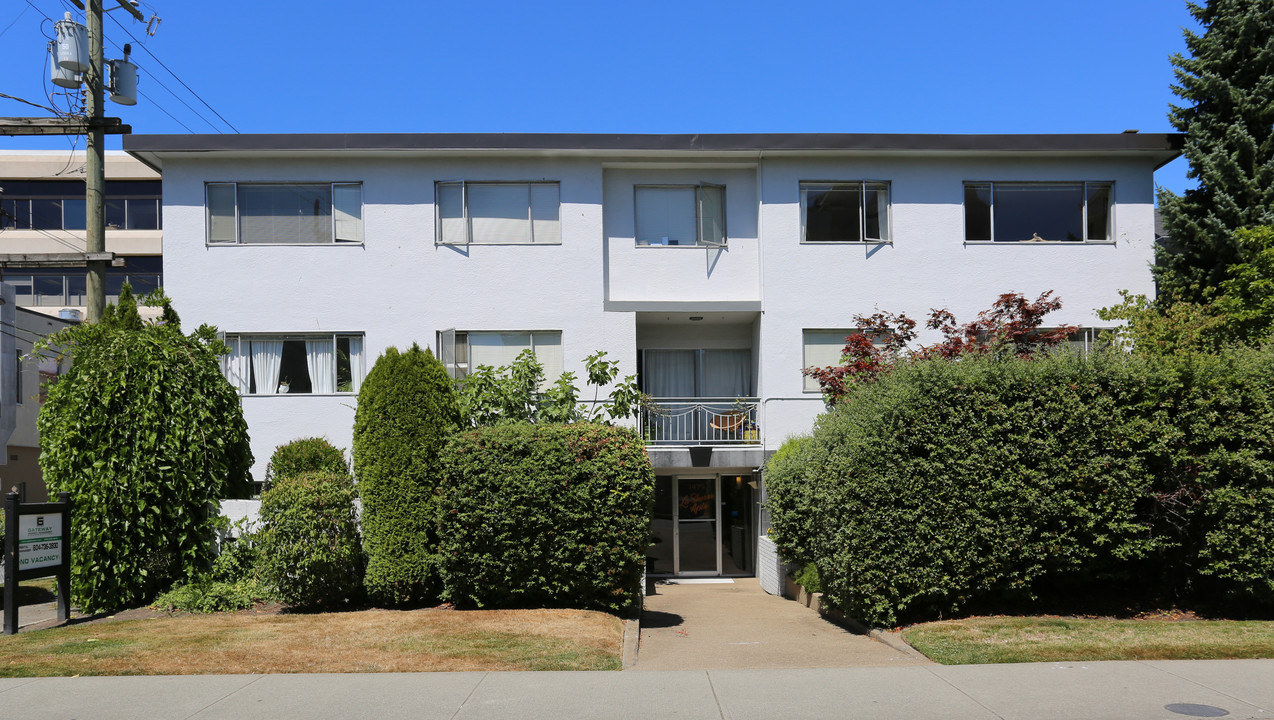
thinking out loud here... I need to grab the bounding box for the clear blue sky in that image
[2,0,1199,194]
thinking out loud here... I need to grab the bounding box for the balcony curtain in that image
[305,338,335,394]
[701,349,751,397]
[250,339,283,394]
[643,350,697,397]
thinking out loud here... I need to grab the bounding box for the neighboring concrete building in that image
[0,151,163,321]
[125,132,1182,579]
[3,306,73,502]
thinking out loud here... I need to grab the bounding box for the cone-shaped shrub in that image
[353,344,460,605]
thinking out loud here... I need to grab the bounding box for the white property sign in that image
[17,514,63,571]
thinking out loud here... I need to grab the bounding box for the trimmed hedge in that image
[438,423,654,614]
[768,347,1274,626]
[256,472,363,609]
[264,436,349,491]
[352,345,461,606]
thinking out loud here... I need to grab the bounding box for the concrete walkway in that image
[633,577,928,670]
[0,661,1270,719]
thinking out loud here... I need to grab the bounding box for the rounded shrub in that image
[438,423,654,614]
[256,471,363,609]
[264,436,349,491]
[770,346,1274,626]
[353,344,461,606]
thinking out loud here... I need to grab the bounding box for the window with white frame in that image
[800,182,890,243]
[206,182,363,245]
[964,181,1112,243]
[802,329,890,391]
[436,330,562,382]
[435,181,560,245]
[1041,327,1111,355]
[224,333,364,395]
[634,184,726,247]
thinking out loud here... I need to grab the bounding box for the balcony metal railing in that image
[640,397,760,445]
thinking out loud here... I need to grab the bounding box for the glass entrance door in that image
[675,476,718,575]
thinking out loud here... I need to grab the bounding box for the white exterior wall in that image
[755,155,1159,450]
[158,149,1159,481]
[161,156,634,480]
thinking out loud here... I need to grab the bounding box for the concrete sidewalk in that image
[635,578,926,669]
[0,660,1269,719]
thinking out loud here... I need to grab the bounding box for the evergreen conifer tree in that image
[352,344,461,605]
[1154,0,1274,303]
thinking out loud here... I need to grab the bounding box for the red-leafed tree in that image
[804,292,1077,402]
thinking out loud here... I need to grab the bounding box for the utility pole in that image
[86,0,105,323]
[0,0,142,323]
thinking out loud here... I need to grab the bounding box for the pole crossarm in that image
[0,117,131,136]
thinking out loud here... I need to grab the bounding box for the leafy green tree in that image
[458,350,641,427]
[37,286,253,613]
[1154,0,1274,303]
[1214,225,1274,342]
[352,344,460,605]
[263,436,349,491]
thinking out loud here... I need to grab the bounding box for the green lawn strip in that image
[902,617,1274,665]
[386,631,619,671]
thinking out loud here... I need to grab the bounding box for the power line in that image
[0,4,31,40]
[104,10,239,133]
[95,23,222,133]
[0,92,59,115]
[135,87,195,133]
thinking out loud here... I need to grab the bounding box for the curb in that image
[621,616,640,669]
[783,575,930,662]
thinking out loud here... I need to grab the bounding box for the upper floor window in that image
[0,180,161,231]
[206,182,363,245]
[634,184,725,247]
[436,181,560,245]
[436,329,563,383]
[964,181,1112,243]
[224,332,364,395]
[800,182,890,243]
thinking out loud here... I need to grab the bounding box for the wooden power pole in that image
[0,0,142,323]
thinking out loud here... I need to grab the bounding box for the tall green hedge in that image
[767,347,1274,626]
[38,289,252,613]
[438,423,654,614]
[352,345,460,605]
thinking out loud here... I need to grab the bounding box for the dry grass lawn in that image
[902,615,1274,665]
[0,608,623,676]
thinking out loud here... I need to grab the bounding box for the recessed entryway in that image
[648,473,757,578]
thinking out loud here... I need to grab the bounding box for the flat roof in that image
[124,132,1183,170]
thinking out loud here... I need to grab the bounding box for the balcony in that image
[640,397,760,446]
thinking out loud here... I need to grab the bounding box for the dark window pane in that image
[66,274,86,305]
[63,197,86,230]
[994,184,1084,242]
[123,256,163,273]
[105,199,126,229]
[964,184,992,241]
[0,181,83,196]
[2,199,29,229]
[105,180,160,196]
[336,336,353,392]
[126,198,158,229]
[278,340,313,394]
[34,276,64,306]
[1086,184,1111,241]
[32,199,63,230]
[804,185,862,242]
[127,274,159,296]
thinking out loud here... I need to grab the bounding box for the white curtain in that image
[469,184,530,244]
[701,349,752,397]
[306,338,335,394]
[225,336,250,393]
[332,183,362,243]
[347,335,364,393]
[469,332,533,369]
[250,339,283,394]
[642,350,697,397]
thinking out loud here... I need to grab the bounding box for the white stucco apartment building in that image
[125,132,1182,579]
